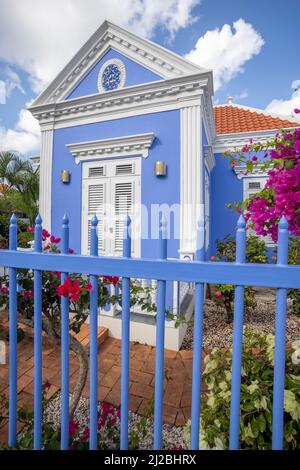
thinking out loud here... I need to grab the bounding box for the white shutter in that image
[82,158,141,257]
[113,180,134,254]
[82,180,106,254]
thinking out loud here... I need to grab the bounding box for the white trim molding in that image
[67,133,155,164]
[29,73,212,131]
[233,164,268,179]
[179,104,202,259]
[204,145,215,172]
[30,20,211,107]
[213,128,297,153]
[98,58,126,93]
[39,128,54,231]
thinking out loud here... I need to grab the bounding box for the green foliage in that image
[215,234,267,264]
[0,152,39,224]
[211,235,267,321]
[184,330,300,450]
[0,213,32,249]
[288,238,300,315]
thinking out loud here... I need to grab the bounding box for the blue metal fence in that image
[1,212,300,450]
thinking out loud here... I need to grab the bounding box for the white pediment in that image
[31,20,208,107]
[67,132,155,164]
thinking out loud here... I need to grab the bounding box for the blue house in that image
[29,20,300,349]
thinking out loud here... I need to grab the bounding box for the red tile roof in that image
[214,105,300,135]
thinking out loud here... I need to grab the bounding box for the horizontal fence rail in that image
[0,251,299,288]
[1,212,299,451]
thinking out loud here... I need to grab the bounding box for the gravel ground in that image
[181,291,300,350]
[41,394,187,450]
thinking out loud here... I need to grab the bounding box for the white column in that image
[179,104,203,259]
[39,126,54,232]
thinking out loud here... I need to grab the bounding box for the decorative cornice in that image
[233,164,268,179]
[204,145,215,172]
[31,20,209,107]
[67,132,155,164]
[29,73,211,130]
[213,128,282,153]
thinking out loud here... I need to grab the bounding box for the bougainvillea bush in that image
[225,123,300,242]
[184,329,300,450]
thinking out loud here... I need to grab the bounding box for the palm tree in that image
[0,151,39,224]
[0,151,32,188]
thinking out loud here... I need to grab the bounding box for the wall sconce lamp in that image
[154,161,167,177]
[61,170,71,184]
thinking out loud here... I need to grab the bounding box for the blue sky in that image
[0,0,299,157]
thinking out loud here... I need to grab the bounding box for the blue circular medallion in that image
[102,63,121,91]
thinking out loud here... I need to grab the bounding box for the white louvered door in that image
[82,158,141,256]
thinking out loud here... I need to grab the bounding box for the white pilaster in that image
[39,126,54,231]
[179,104,203,259]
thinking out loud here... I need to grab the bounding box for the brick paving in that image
[0,320,207,446]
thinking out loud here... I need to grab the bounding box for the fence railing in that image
[0,212,299,450]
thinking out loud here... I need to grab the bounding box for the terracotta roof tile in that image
[214,105,300,135]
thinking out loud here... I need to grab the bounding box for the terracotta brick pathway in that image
[0,321,206,446]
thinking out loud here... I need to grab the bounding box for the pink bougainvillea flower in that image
[283,133,292,140]
[102,276,120,286]
[50,235,61,244]
[69,248,75,254]
[0,287,9,295]
[210,256,216,261]
[294,140,300,153]
[26,226,34,233]
[85,283,92,292]
[44,381,51,391]
[294,108,300,114]
[68,420,79,437]
[23,290,34,301]
[252,155,258,162]
[215,291,222,297]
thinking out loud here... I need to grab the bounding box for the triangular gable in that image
[32,20,207,107]
[66,48,163,100]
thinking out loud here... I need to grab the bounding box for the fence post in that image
[120,215,131,450]
[229,214,246,450]
[33,214,43,450]
[89,215,99,450]
[190,213,205,450]
[8,214,18,448]
[60,214,70,450]
[272,216,289,449]
[153,215,167,450]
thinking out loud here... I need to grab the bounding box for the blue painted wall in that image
[66,49,162,100]
[52,110,180,310]
[210,153,243,253]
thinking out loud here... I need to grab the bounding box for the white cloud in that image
[4,65,25,97]
[235,89,248,101]
[265,81,300,116]
[0,0,199,94]
[0,108,40,155]
[186,18,264,91]
[0,80,6,104]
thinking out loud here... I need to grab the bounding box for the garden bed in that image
[181,289,300,350]
[18,393,187,450]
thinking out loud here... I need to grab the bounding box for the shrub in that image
[210,235,267,321]
[184,330,300,450]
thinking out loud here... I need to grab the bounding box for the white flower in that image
[291,340,300,365]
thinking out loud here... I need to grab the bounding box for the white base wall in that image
[96,293,195,351]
